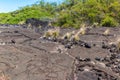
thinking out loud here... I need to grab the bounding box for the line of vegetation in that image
[0,0,57,24]
[0,0,120,28]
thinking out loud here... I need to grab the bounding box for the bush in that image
[101,16,118,27]
[0,3,54,24]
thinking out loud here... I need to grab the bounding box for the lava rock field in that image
[0,25,120,80]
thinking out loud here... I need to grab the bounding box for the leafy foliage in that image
[101,16,118,27]
[0,1,57,24]
[54,0,120,28]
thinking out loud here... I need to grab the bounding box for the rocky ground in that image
[0,24,120,80]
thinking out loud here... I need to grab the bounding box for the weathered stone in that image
[84,43,91,48]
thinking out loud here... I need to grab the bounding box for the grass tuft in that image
[103,29,110,36]
[0,71,9,80]
[44,28,60,38]
[62,31,75,40]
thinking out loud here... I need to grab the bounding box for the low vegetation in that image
[0,71,9,80]
[44,27,86,41]
[62,31,75,40]
[103,28,110,36]
[71,34,80,41]
[44,28,60,38]
[0,1,56,24]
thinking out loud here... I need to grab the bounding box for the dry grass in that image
[69,25,86,41]
[61,27,84,41]
[72,34,80,41]
[92,22,99,27]
[109,37,120,50]
[28,23,32,28]
[0,71,9,80]
[77,24,87,35]
[44,28,60,38]
[62,31,75,40]
[103,29,110,36]
[115,38,120,50]
[117,42,120,50]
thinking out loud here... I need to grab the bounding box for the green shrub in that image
[101,16,118,27]
[0,3,54,24]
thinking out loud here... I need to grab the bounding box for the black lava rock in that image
[65,44,72,49]
[14,30,19,33]
[78,68,84,71]
[101,42,109,49]
[80,43,85,47]
[93,44,96,47]
[95,57,102,61]
[110,54,116,60]
[84,58,91,62]
[116,54,120,59]
[84,43,91,48]
[25,18,49,28]
[102,45,108,49]
[105,63,111,67]
[104,56,110,62]
[11,39,16,44]
[52,38,57,42]
[75,56,83,61]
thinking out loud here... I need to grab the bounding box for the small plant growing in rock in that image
[28,23,32,29]
[0,71,9,80]
[78,24,87,35]
[44,28,60,39]
[72,34,80,41]
[110,38,120,51]
[62,32,70,39]
[44,29,53,38]
[103,28,110,36]
[62,31,75,40]
[117,42,120,50]
[80,27,86,35]
[92,22,99,27]
[115,38,120,50]
[70,31,80,41]
[52,30,60,38]
[69,25,86,41]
